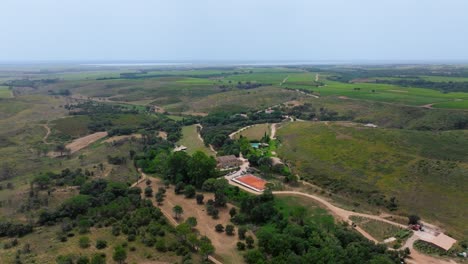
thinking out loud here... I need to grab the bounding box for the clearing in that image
[177,124,215,156]
[232,123,271,140]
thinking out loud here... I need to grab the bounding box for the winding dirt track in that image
[41,124,51,144]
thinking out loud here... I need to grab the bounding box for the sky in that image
[1,0,468,62]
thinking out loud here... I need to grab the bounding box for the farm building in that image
[216,155,242,169]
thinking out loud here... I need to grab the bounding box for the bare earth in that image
[103,133,142,143]
[49,131,108,157]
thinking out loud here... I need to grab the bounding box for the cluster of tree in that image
[236,81,265,89]
[4,78,58,88]
[138,150,217,189]
[33,168,90,190]
[66,101,141,115]
[279,103,351,122]
[48,89,71,96]
[0,221,33,238]
[376,79,468,93]
[200,111,284,148]
[107,155,126,165]
[212,187,408,264]
[325,66,468,83]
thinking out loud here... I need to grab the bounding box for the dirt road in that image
[41,124,51,144]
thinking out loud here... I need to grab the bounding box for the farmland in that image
[0,64,467,263]
[0,86,12,98]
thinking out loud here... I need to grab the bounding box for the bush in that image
[79,236,90,248]
[96,239,107,249]
[155,239,166,252]
[237,241,246,251]
[77,256,90,264]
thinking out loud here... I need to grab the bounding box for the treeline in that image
[65,102,183,141]
[326,66,468,83]
[65,101,142,115]
[3,78,59,88]
[376,79,468,93]
[137,150,217,189]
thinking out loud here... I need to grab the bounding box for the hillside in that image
[277,121,468,238]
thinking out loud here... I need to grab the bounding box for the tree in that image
[196,193,204,204]
[155,192,164,205]
[225,224,235,236]
[199,236,215,260]
[34,174,51,190]
[238,226,247,240]
[215,224,224,232]
[211,208,219,219]
[237,241,246,251]
[173,205,183,220]
[187,151,217,188]
[186,217,197,229]
[79,236,90,248]
[408,215,420,225]
[144,186,153,197]
[246,236,254,249]
[214,190,227,207]
[113,246,127,264]
[229,207,237,218]
[183,185,196,198]
[174,182,185,194]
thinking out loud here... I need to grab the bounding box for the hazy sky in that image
[1,0,468,62]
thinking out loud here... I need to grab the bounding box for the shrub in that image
[96,239,107,249]
[79,236,90,248]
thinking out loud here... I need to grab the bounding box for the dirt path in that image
[270,123,278,139]
[48,131,108,157]
[41,124,52,144]
[196,124,217,155]
[280,75,289,86]
[225,180,455,264]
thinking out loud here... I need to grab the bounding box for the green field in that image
[177,124,216,156]
[0,86,12,98]
[277,121,468,238]
[233,123,271,140]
